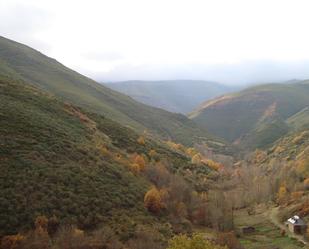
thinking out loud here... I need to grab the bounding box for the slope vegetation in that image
[0,75,218,237]
[189,82,309,149]
[0,36,213,146]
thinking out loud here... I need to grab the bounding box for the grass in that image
[234,209,305,249]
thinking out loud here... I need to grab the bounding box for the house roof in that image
[287,215,306,226]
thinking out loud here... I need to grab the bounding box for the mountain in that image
[0,75,219,237]
[105,80,237,114]
[189,82,309,150]
[287,107,309,131]
[0,36,217,147]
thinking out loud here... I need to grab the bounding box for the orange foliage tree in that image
[204,159,223,171]
[144,187,164,214]
[277,185,288,204]
[191,153,202,164]
[134,154,146,171]
[137,136,146,145]
[304,178,309,190]
[296,158,309,179]
[148,149,158,159]
[1,234,25,249]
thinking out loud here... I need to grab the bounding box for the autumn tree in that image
[148,149,158,161]
[47,216,60,237]
[35,216,48,231]
[191,153,202,164]
[167,233,227,249]
[26,216,51,249]
[277,185,288,204]
[144,187,164,214]
[291,191,304,202]
[304,178,309,190]
[0,234,25,249]
[204,159,223,171]
[216,232,243,249]
[137,136,146,145]
[134,154,146,171]
[146,162,170,187]
[296,158,309,179]
[186,147,198,157]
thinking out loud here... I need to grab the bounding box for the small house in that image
[242,226,255,234]
[285,215,307,234]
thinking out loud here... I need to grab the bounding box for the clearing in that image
[234,207,305,249]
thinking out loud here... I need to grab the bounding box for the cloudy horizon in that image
[2,0,309,85]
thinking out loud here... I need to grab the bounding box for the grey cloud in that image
[94,60,309,85]
[83,51,125,62]
[0,3,52,53]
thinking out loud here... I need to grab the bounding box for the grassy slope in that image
[189,82,309,149]
[287,107,309,131]
[0,36,213,146]
[105,80,237,114]
[0,75,210,236]
[234,208,304,249]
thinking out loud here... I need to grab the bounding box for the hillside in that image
[189,82,309,150]
[0,36,216,147]
[243,127,309,225]
[287,107,309,131]
[105,80,237,114]
[0,75,220,240]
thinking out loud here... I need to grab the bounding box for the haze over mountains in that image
[106,80,238,113]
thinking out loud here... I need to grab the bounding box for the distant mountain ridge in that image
[0,36,219,147]
[105,80,238,114]
[189,81,309,150]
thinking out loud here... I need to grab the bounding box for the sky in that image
[1,0,309,84]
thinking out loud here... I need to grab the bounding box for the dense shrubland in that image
[0,77,235,249]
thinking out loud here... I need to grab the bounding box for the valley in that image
[1,36,309,249]
[105,80,239,114]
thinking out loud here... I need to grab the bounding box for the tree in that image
[167,233,227,249]
[296,158,309,179]
[146,162,170,187]
[277,185,288,204]
[204,159,222,171]
[191,153,202,164]
[186,148,198,157]
[134,154,146,171]
[47,216,60,237]
[216,232,243,249]
[148,149,158,160]
[137,136,145,145]
[144,187,163,214]
[304,178,309,190]
[35,216,48,231]
[1,234,25,249]
[130,163,142,175]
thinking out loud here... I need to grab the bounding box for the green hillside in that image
[0,75,218,238]
[106,80,237,114]
[0,36,214,146]
[287,107,309,131]
[189,82,309,149]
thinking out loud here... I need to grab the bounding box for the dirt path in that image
[267,207,307,245]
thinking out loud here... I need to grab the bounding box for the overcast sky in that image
[2,0,309,84]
